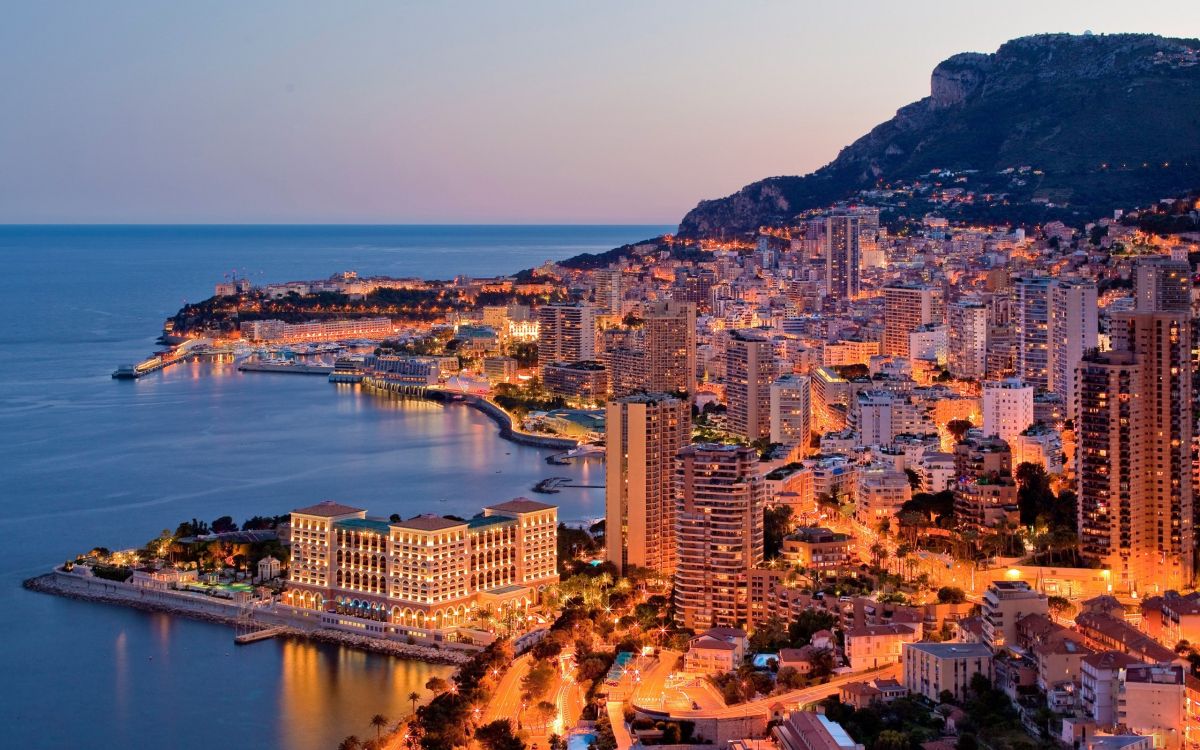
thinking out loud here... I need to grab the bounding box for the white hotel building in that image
[283,499,558,640]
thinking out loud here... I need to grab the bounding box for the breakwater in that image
[24,572,469,665]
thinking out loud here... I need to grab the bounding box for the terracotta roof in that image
[700,626,747,640]
[485,497,557,514]
[839,681,880,697]
[292,500,365,517]
[1075,612,1177,663]
[1033,636,1092,657]
[847,623,916,638]
[1081,650,1144,671]
[690,636,737,651]
[393,514,466,531]
[779,647,816,662]
[774,711,855,750]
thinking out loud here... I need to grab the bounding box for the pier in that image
[112,338,210,379]
[532,477,605,494]
[234,624,288,644]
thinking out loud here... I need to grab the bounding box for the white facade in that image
[770,374,811,448]
[982,378,1035,444]
[1049,279,1098,419]
[948,298,988,380]
[908,324,948,368]
[854,466,912,526]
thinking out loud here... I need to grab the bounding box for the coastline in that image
[362,380,581,450]
[23,572,469,666]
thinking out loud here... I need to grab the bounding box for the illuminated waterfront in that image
[0,225,659,750]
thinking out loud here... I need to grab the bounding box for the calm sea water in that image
[0,225,667,750]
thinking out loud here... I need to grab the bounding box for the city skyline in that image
[2,1,1198,224]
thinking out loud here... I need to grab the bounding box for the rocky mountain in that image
[678,33,1200,237]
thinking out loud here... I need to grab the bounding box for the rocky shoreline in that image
[23,573,468,666]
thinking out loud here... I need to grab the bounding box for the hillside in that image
[677,33,1200,237]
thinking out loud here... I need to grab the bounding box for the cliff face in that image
[678,33,1200,236]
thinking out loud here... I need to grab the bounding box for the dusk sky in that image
[2,1,1197,224]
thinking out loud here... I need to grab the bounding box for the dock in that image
[112,338,210,379]
[532,477,604,494]
[234,625,288,644]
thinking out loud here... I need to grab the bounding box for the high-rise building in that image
[537,303,595,371]
[883,285,942,358]
[605,394,692,576]
[824,214,862,304]
[1048,279,1098,419]
[1077,309,1195,592]
[674,444,764,629]
[1133,256,1191,313]
[644,300,698,394]
[593,269,623,315]
[1014,276,1054,390]
[725,329,778,441]
[948,298,988,380]
[769,374,811,449]
[982,378,1035,445]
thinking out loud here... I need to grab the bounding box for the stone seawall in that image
[369,384,580,450]
[23,572,468,665]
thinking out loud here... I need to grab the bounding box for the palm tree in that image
[370,714,389,740]
[408,691,421,716]
[338,736,362,750]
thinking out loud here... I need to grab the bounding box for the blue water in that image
[568,732,598,750]
[0,225,668,750]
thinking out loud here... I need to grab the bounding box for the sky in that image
[1,1,1198,224]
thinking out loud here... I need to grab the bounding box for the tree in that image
[1047,595,1077,621]
[338,736,362,750]
[1015,462,1055,526]
[788,610,838,648]
[211,515,238,534]
[873,730,909,750]
[749,616,790,652]
[521,659,556,701]
[776,666,804,690]
[533,700,557,730]
[425,676,450,695]
[904,468,922,490]
[947,419,973,443]
[763,505,795,560]
[937,586,967,604]
[370,714,389,740]
[408,691,421,716]
[475,720,526,750]
[809,648,836,679]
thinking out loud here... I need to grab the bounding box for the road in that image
[482,650,586,747]
[482,653,533,727]
[607,701,634,750]
[630,659,900,720]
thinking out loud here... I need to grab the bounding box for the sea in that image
[0,225,669,750]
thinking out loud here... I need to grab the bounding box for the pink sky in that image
[1,1,1197,223]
